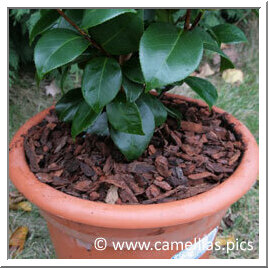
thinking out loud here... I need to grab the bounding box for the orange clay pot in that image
[9,94,259,259]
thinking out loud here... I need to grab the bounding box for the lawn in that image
[9,18,259,259]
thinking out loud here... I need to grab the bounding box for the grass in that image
[212,24,259,257]
[9,205,56,259]
[9,18,259,259]
[9,74,56,140]
[9,74,57,259]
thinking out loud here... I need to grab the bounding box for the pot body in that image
[9,94,259,259]
[41,208,227,259]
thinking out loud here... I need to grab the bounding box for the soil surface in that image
[24,96,244,204]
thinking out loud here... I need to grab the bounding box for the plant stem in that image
[174,14,186,25]
[190,10,205,30]
[184,9,191,30]
[157,91,166,100]
[157,85,173,99]
[60,86,65,95]
[56,9,109,57]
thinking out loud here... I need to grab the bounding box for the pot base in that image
[41,208,226,259]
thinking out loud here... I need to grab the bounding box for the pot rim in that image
[9,93,259,229]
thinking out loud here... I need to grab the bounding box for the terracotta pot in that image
[9,94,259,259]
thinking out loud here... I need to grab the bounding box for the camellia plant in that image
[32,9,247,161]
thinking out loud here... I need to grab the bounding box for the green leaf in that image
[89,10,144,55]
[110,100,155,161]
[207,28,220,45]
[57,9,84,31]
[59,66,69,94]
[185,76,218,109]
[30,9,60,44]
[164,106,182,121]
[211,23,247,44]
[34,29,90,79]
[203,43,235,71]
[203,43,232,61]
[139,94,167,126]
[195,27,218,46]
[87,112,110,136]
[197,27,235,72]
[68,47,101,68]
[144,9,156,25]
[140,23,203,91]
[55,88,83,122]
[122,76,143,102]
[122,56,145,84]
[107,96,144,135]
[82,57,122,113]
[81,9,136,29]
[220,56,235,72]
[172,9,186,23]
[40,9,49,16]
[155,9,174,23]
[172,80,184,87]
[71,100,100,138]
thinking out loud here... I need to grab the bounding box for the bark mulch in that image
[23,96,244,204]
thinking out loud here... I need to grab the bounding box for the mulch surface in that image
[23,96,244,205]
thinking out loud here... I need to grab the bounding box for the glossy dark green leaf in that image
[139,94,167,126]
[185,76,218,109]
[122,76,143,102]
[220,56,235,72]
[140,23,203,91]
[211,23,247,44]
[89,10,144,55]
[203,43,235,71]
[122,56,145,84]
[155,9,174,23]
[164,106,182,121]
[144,9,155,25]
[67,47,101,68]
[30,9,60,44]
[207,28,220,45]
[172,80,184,86]
[34,29,90,79]
[203,42,232,61]
[107,96,144,135]
[195,27,218,46]
[57,9,84,31]
[40,9,49,16]
[195,27,235,72]
[86,112,109,136]
[81,9,136,29]
[71,100,100,138]
[155,81,183,93]
[55,88,83,122]
[172,9,186,23]
[82,57,122,113]
[59,66,69,93]
[110,101,155,161]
